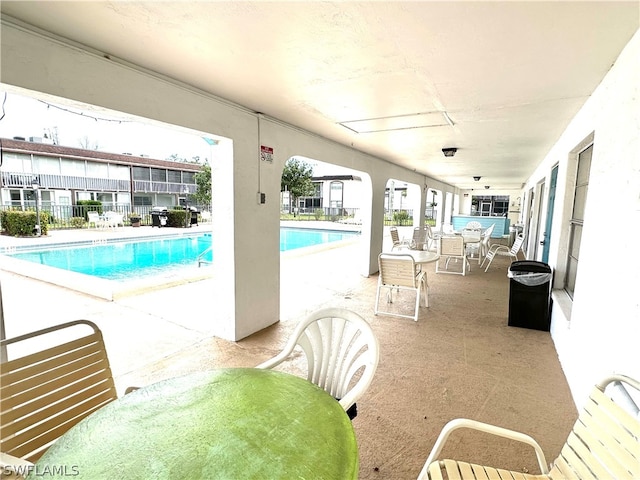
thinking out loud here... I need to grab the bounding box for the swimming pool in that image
[8,235,214,281]
[4,227,359,282]
[280,227,357,252]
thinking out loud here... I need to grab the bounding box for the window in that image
[329,181,343,209]
[471,195,510,216]
[167,170,181,183]
[565,144,592,299]
[151,168,167,182]
[134,195,153,206]
[132,167,150,181]
[182,171,195,184]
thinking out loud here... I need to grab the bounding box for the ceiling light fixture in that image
[442,147,457,157]
[485,185,490,189]
[473,176,481,181]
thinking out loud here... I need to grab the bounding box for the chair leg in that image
[374,282,382,315]
[484,254,495,272]
[422,275,429,308]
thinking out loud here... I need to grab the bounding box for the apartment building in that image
[0,137,202,217]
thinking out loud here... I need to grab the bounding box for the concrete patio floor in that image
[0,225,577,479]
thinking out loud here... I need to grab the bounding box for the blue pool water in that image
[280,227,356,252]
[7,228,358,281]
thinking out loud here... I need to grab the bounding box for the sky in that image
[0,88,215,163]
[0,87,360,178]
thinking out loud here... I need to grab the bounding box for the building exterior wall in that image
[523,29,640,405]
[0,139,201,216]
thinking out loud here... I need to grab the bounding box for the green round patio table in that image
[29,368,358,479]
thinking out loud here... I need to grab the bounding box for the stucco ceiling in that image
[2,1,638,189]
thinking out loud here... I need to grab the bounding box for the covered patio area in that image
[1,233,576,479]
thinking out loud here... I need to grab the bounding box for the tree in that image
[78,135,99,150]
[281,158,315,215]
[193,163,211,206]
[167,154,204,164]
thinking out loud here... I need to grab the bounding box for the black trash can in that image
[507,260,553,331]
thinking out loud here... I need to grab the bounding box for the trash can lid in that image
[508,260,551,273]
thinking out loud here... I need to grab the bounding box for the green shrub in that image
[166,209,189,227]
[77,200,103,220]
[313,209,324,220]
[393,210,410,225]
[0,210,50,236]
[70,217,86,229]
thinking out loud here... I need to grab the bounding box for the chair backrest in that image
[0,320,118,462]
[439,236,465,256]
[510,233,525,255]
[390,227,400,245]
[411,227,428,250]
[257,308,380,412]
[104,211,123,226]
[378,253,419,288]
[465,221,482,230]
[481,224,496,246]
[484,223,495,238]
[549,374,640,480]
[87,211,100,221]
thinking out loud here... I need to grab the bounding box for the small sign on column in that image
[260,145,273,163]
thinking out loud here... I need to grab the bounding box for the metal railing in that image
[0,204,211,230]
[1,171,195,195]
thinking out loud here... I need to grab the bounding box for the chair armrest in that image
[417,418,549,479]
[255,350,291,370]
[487,244,509,254]
[1,452,34,479]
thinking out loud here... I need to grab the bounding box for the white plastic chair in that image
[256,307,379,420]
[87,211,104,228]
[375,253,428,322]
[465,220,482,230]
[103,211,124,228]
[482,233,525,272]
[436,236,470,275]
[418,374,640,480]
[479,223,495,259]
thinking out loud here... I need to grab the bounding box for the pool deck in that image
[0,222,577,479]
[0,221,368,392]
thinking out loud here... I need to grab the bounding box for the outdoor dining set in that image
[374,222,526,322]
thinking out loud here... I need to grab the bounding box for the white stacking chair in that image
[424,225,439,252]
[418,374,640,480]
[0,321,119,464]
[375,253,428,322]
[436,236,470,275]
[467,223,495,264]
[256,307,379,420]
[482,233,525,272]
[409,226,429,251]
[390,226,404,250]
[479,223,495,260]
